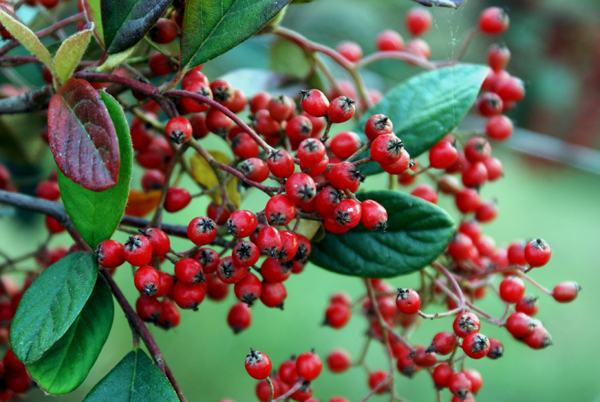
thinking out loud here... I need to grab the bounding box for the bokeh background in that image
[1,0,600,401]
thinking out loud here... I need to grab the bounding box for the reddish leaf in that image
[48,78,120,191]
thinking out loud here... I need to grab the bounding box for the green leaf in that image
[0,6,53,72]
[83,0,105,48]
[180,0,292,71]
[101,0,172,54]
[26,275,114,395]
[356,64,489,176]
[83,349,179,402]
[309,191,454,278]
[58,91,133,249]
[10,252,98,365]
[53,24,94,85]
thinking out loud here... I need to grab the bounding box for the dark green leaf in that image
[10,252,98,364]
[26,275,114,395]
[309,191,454,278]
[356,64,489,176]
[58,91,133,249]
[101,0,171,54]
[180,0,292,70]
[83,349,179,402]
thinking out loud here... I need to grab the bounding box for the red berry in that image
[463,369,483,394]
[429,141,458,169]
[479,7,509,35]
[245,349,272,380]
[232,241,260,267]
[496,76,525,103]
[298,138,326,167]
[155,271,174,298]
[250,91,272,113]
[333,199,362,229]
[232,133,259,160]
[172,281,206,310]
[257,226,282,258]
[290,382,313,401]
[524,238,551,267]
[145,228,170,256]
[300,89,329,117]
[164,187,191,213]
[368,370,390,394]
[216,257,247,284]
[194,248,220,274]
[455,188,481,214]
[406,38,431,59]
[4,370,31,394]
[364,114,393,141]
[523,326,552,349]
[316,186,345,217]
[157,299,180,329]
[279,359,299,384]
[268,95,294,122]
[477,92,504,117]
[210,79,234,106]
[411,184,438,204]
[296,351,322,381]
[36,181,60,200]
[227,302,252,333]
[329,162,365,191]
[396,350,420,378]
[96,240,125,268]
[260,257,292,283]
[515,295,539,316]
[294,234,312,262]
[330,131,360,159]
[505,312,534,338]
[228,88,247,113]
[174,258,205,286]
[285,115,313,142]
[149,18,178,44]
[276,231,299,262]
[488,43,511,71]
[256,378,280,402]
[3,349,25,372]
[453,312,480,338]
[487,338,504,359]
[149,52,175,75]
[268,150,295,178]
[486,115,513,141]
[447,232,474,261]
[370,134,404,166]
[552,281,581,303]
[136,295,162,322]
[286,173,317,204]
[381,148,411,175]
[227,210,258,238]
[462,333,490,359]
[324,302,351,329]
[260,281,287,308]
[206,273,229,301]
[465,137,492,163]
[188,216,217,246]
[141,169,165,192]
[239,157,269,183]
[134,265,160,296]
[507,240,527,266]
[181,81,212,113]
[360,199,388,231]
[376,30,404,51]
[45,216,65,233]
[234,272,262,306]
[165,116,192,144]
[124,235,153,266]
[327,96,356,124]
[327,349,352,373]
[428,332,457,355]
[483,156,503,181]
[475,235,496,257]
[406,7,432,36]
[448,372,472,401]
[413,346,437,367]
[499,276,525,303]
[462,161,488,188]
[432,363,454,388]
[396,288,420,315]
[336,41,362,62]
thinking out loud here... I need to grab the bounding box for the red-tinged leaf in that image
[48,78,120,191]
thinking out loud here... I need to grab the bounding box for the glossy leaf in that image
[102,0,171,54]
[309,191,455,278]
[83,349,179,402]
[10,252,98,364]
[124,189,161,217]
[83,0,104,48]
[48,78,120,191]
[0,6,53,71]
[356,64,489,176]
[53,24,94,84]
[180,0,292,70]
[58,91,133,249]
[26,276,114,395]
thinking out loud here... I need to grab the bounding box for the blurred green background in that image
[1,0,600,401]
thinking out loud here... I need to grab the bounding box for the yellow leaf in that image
[0,7,53,72]
[190,150,241,207]
[295,220,321,240]
[95,45,137,73]
[53,24,94,85]
[124,190,161,217]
